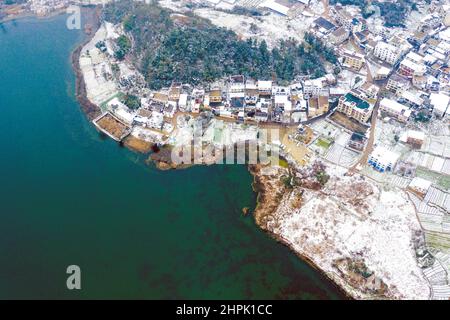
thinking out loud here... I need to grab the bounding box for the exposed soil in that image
[124,135,154,153]
[248,164,289,230]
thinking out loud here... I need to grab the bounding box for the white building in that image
[261,0,291,16]
[302,78,327,97]
[228,82,245,99]
[108,97,135,125]
[368,146,400,172]
[379,98,411,123]
[257,80,273,96]
[430,93,450,117]
[178,93,188,111]
[373,41,402,65]
[398,53,426,78]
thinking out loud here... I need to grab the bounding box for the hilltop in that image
[102,0,337,90]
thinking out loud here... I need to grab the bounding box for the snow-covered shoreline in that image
[251,163,432,299]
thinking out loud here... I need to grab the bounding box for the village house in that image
[261,0,293,16]
[408,177,432,199]
[257,80,273,97]
[152,92,169,104]
[256,98,271,114]
[328,27,349,45]
[368,146,400,172]
[168,82,181,102]
[245,79,259,106]
[386,74,410,95]
[400,130,426,149]
[228,75,245,100]
[374,66,391,80]
[398,52,426,78]
[163,103,176,118]
[207,88,223,106]
[354,30,370,49]
[311,16,337,38]
[178,93,188,112]
[341,50,365,71]
[355,82,379,101]
[273,86,292,112]
[347,132,366,151]
[412,75,428,89]
[379,98,412,123]
[108,97,135,126]
[408,30,428,47]
[254,111,269,122]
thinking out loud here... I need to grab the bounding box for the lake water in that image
[0,14,344,299]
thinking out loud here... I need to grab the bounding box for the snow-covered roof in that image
[258,80,273,89]
[262,0,290,16]
[430,93,450,114]
[370,146,400,166]
[409,177,432,192]
[380,98,410,115]
[405,52,424,63]
[400,58,426,73]
[401,91,424,106]
[376,66,391,76]
[407,130,425,141]
[179,93,188,106]
[439,28,450,42]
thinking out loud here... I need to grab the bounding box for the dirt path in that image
[348,94,381,174]
[322,0,330,18]
[349,37,374,83]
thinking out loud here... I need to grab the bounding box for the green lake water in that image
[0,14,344,299]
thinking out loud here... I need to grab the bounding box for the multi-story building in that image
[341,50,365,71]
[386,74,410,95]
[398,52,426,78]
[257,80,273,97]
[332,6,365,33]
[208,89,222,104]
[337,92,374,123]
[227,75,245,99]
[373,41,402,65]
[379,98,412,123]
[168,82,181,102]
[302,78,330,97]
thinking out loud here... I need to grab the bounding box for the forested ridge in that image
[103,0,337,90]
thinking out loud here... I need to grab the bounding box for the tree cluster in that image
[103,0,336,90]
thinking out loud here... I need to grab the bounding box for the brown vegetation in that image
[96,114,129,139]
[124,135,153,153]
